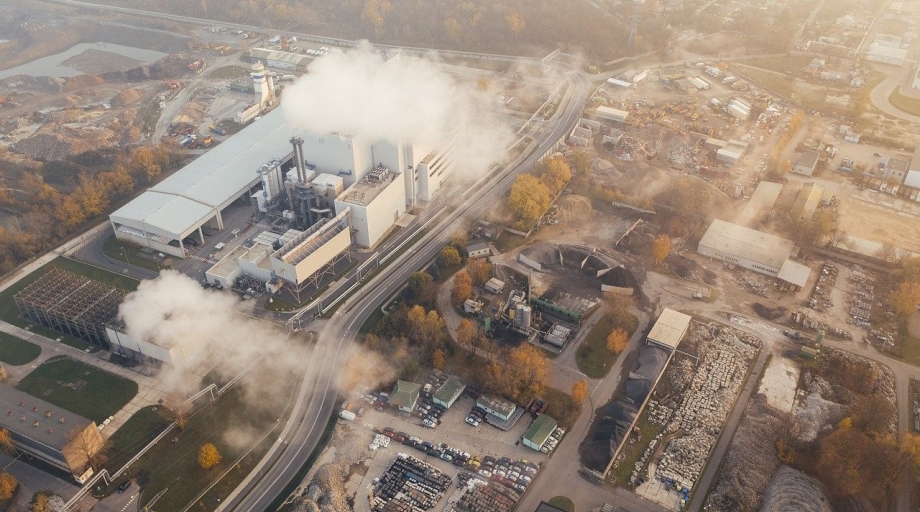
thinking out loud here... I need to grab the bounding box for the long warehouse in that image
[110,107,295,258]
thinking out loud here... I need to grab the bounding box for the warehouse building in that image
[0,386,104,483]
[523,414,558,451]
[646,308,691,351]
[433,377,466,409]
[716,140,748,167]
[698,219,811,289]
[476,395,517,421]
[738,181,782,225]
[249,48,311,72]
[14,269,128,349]
[792,182,824,221]
[389,381,421,413]
[867,41,907,65]
[793,150,820,176]
[595,106,629,125]
[882,156,910,183]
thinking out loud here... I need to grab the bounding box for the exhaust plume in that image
[282,43,514,178]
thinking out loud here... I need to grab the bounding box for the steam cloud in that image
[282,43,514,178]
[118,271,399,402]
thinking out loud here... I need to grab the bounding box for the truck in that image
[722,76,737,84]
[339,410,356,421]
[280,74,295,81]
[209,125,227,136]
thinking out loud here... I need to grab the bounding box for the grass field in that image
[889,86,920,117]
[736,55,814,75]
[732,64,796,100]
[17,357,138,422]
[548,496,575,512]
[607,409,662,486]
[133,371,296,511]
[105,406,171,472]
[576,313,622,379]
[0,332,41,365]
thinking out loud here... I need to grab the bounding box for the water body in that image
[0,42,168,80]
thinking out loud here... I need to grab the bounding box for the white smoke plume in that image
[117,271,309,396]
[282,42,514,178]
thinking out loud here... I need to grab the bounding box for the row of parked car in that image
[465,405,489,427]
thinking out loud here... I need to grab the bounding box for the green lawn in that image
[105,406,171,472]
[576,313,622,379]
[100,235,164,273]
[133,373,295,511]
[889,86,920,117]
[0,332,41,365]
[17,357,138,423]
[0,257,139,328]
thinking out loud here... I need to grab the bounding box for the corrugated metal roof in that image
[698,219,794,269]
[778,260,812,287]
[647,308,691,350]
[111,107,294,238]
[523,414,558,445]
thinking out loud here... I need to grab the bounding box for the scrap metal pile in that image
[444,472,522,512]
[652,324,759,490]
[371,453,452,512]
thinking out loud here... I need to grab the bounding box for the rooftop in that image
[274,210,351,267]
[338,167,399,207]
[886,157,910,173]
[596,106,629,120]
[647,308,691,350]
[433,377,465,403]
[110,107,294,238]
[777,260,812,288]
[466,242,490,252]
[792,182,824,218]
[476,395,517,417]
[0,384,95,451]
[739,181,783,224]
[251,47,310,67]
[797,150,820,169]
[523,414,558,445]
[698,219,794,269]
[389,380,421,409]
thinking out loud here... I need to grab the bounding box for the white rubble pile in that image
[655,327,758,490]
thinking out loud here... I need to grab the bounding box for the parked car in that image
[117,481,131,493]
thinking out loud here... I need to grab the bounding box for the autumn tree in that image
[541,157,572,194]
[889,281,920,317]
[0,472,16,502]
[504,11,526,37]
[30,493,51,512]
[452,271,473,305]
[508,174,551,228]
[439,245,462,267]
[651,234,671,264]
[0,428,12,454]
[432,348,446,369]
[450,229,469,249]
[198,443,221,469]
[569,151,592,175]
[571,379,589,404]
[816,428,903,506]
[467,258,492,286]
[406,305,445,350]
[504,343,550,401]
[66,426,109,469]
[606,329,629,354]
[456,318,476,348]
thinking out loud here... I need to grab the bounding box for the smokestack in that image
[290,137,306,183]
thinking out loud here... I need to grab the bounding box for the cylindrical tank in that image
[516,305,532,328]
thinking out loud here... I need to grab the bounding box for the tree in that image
[0,428,12,454]
[569,151,592,175]
[452,271,473,305]
[450,229,469,249]
[505,344,550,400]
[456,318,476,347]
[875,241,898,263]
[504,11,526,37]
[508,174,551,228]
[407,271,435,305]
[443,18,462,42]
[30,493,51,512]
[889,281,920,317]
[0,472,16,502]
[571,379,589,404]
[406,305,445,350]
[467,258,492,286]
[606,329,629,354]
[159,393,193,430]
[541,157,572,194]
[651,234,671,264]
[439,246,462,267]
[198,443,221,469]
[66,426,109,469]
[432,348,446,369]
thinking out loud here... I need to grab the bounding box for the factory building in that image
[715,140,748,167]
[793,150,820,176]
[792,182,825,221]
[335,165,408,248]
[249,48,311,72]
[698,219,811,289]
[0,386,104,483]
[14,269,128,349]
[595,106,629,125]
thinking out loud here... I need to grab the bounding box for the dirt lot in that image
[837,193,920,254]
[61,48,144,75]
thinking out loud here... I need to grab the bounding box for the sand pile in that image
[13,124,116,160]
[556,195,593,222]
[112,88,144,107]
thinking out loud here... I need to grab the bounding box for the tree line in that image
[0,145,176,275]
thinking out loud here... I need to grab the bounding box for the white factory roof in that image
[904,170,920,188]
[111,108,293,238]
[699,219,794,269]
[777,260,812,288]
[647,308,691,350]
[596,106,629,120]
